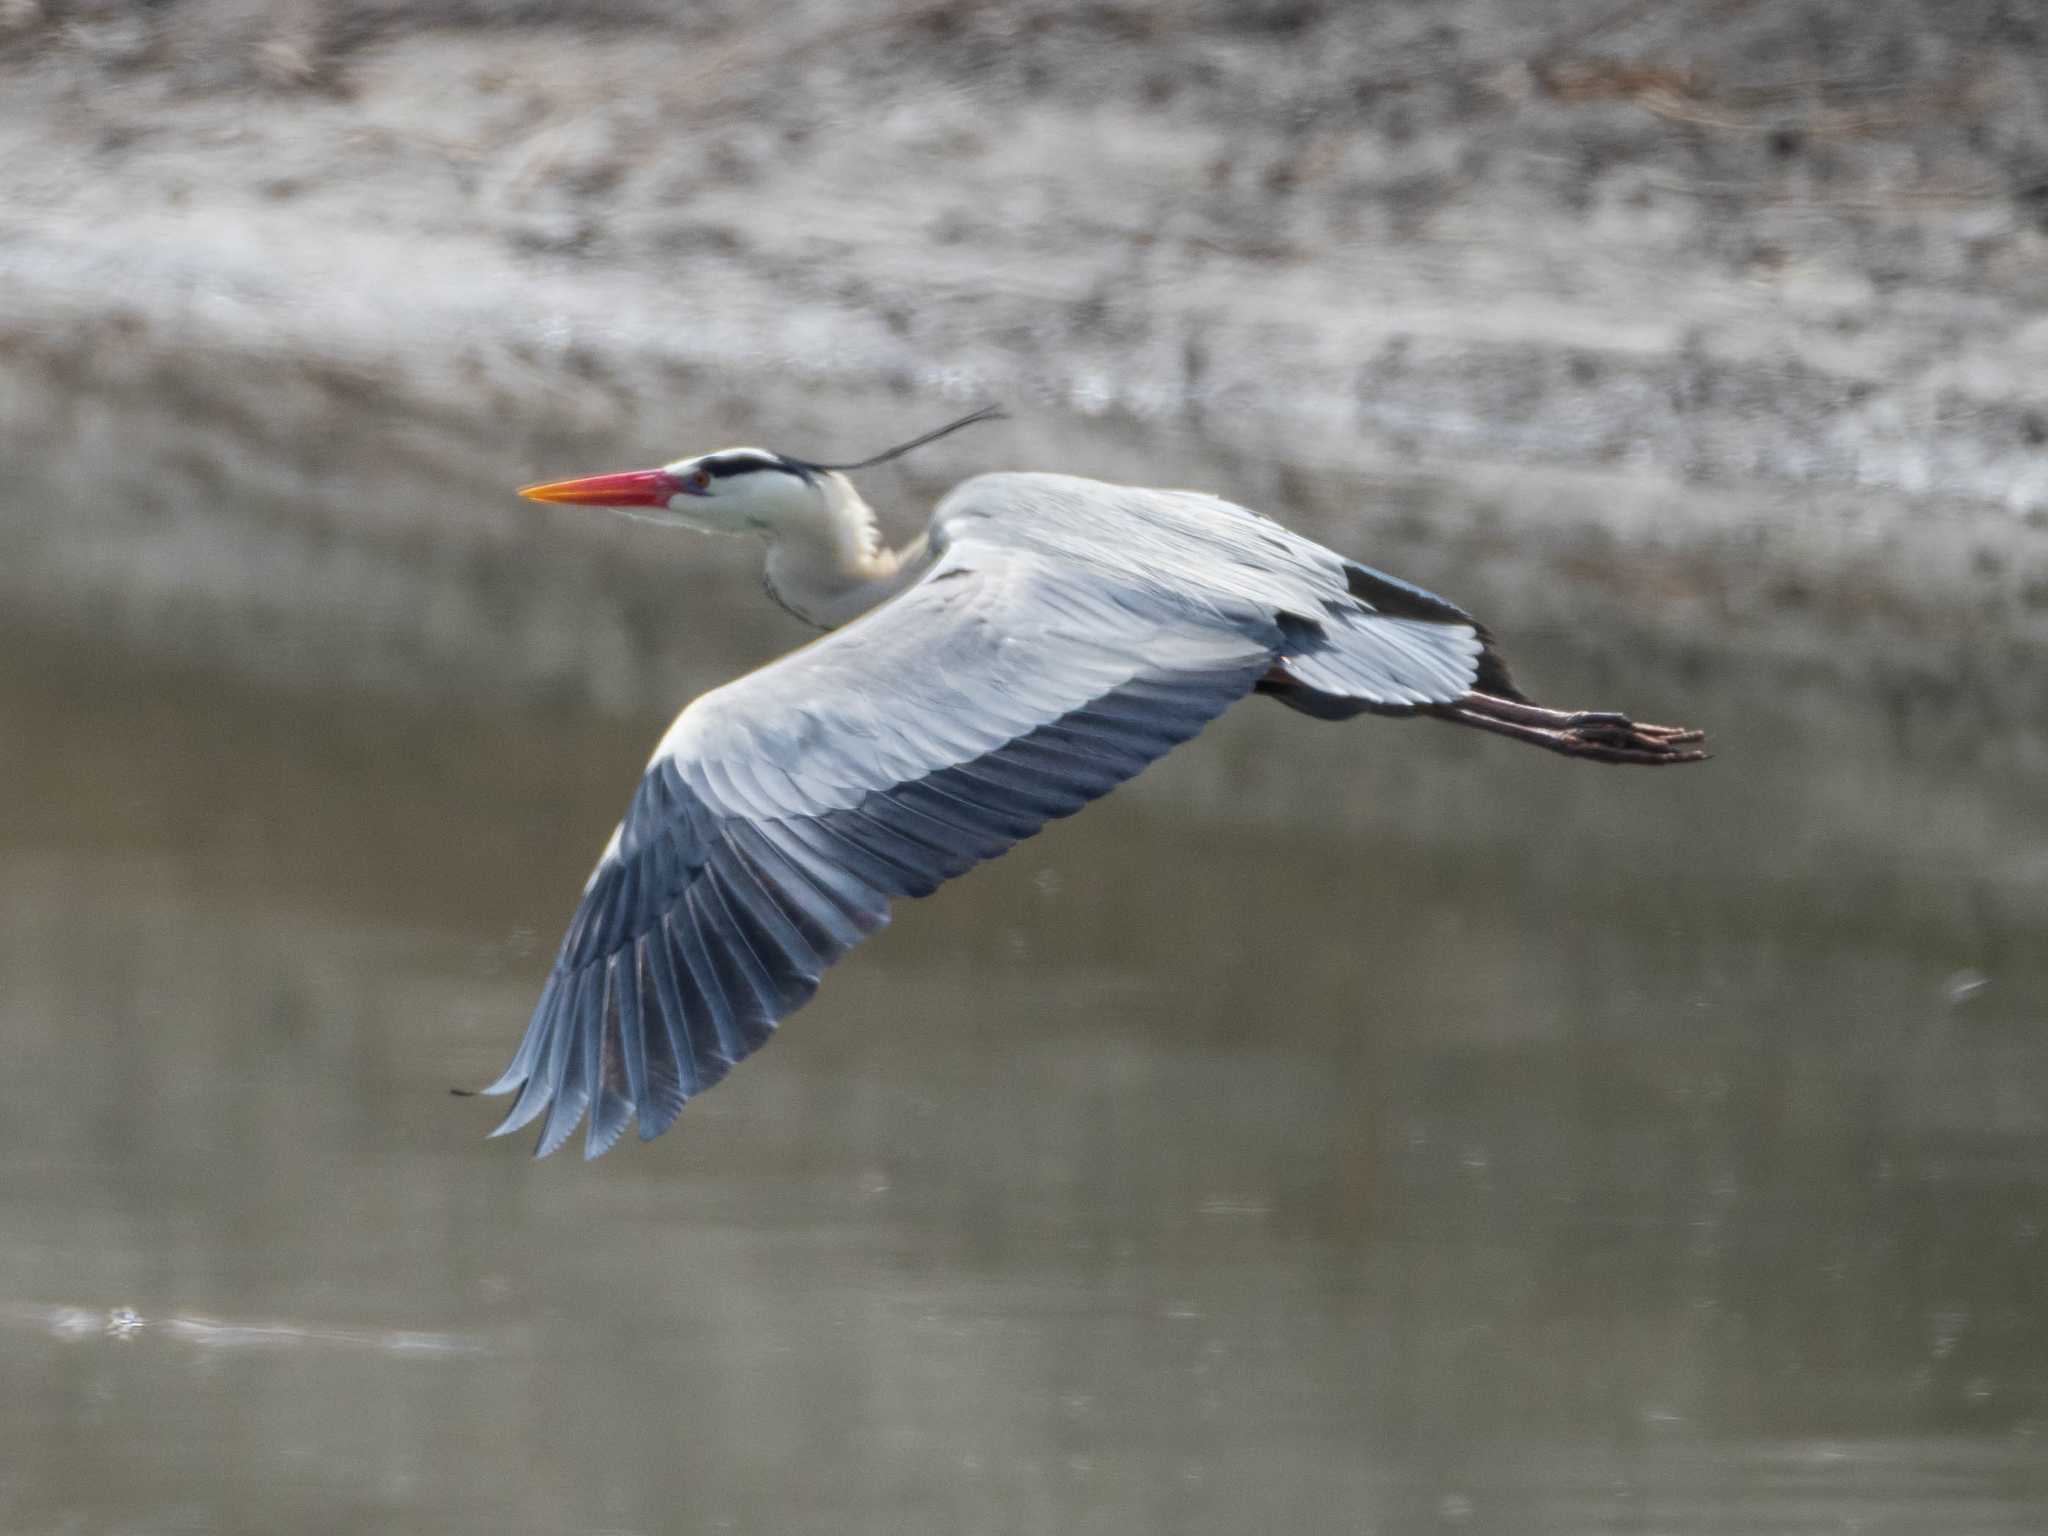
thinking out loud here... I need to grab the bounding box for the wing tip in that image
[584,1098,635,1160]
[487,1093,544,1140]
[478,1077,653,1159]
[534,1091,591,1159]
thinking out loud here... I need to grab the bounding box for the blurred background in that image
[3,1,2046,1531]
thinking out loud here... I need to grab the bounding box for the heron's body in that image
[488,417,1704,1158]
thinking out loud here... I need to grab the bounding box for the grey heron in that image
[485,408,1705,1158]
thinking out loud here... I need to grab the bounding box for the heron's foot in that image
[1433,692,1709,766]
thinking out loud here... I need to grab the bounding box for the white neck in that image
[762,471,932,629]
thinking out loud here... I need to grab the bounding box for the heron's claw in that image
[1564,714,1707,759]
[1434,692,1710,766]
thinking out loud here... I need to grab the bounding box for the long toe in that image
[1630,722,1708,746]
[1563,715,1710,763]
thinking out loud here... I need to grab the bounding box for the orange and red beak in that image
[517,468,679,507]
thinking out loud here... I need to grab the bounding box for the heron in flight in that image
[485,408,1705,1158]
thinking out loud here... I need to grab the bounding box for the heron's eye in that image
[685,469,712,494]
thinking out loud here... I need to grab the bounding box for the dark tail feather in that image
[1341,562,1525,703]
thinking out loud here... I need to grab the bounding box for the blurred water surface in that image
[3,399,2046,1536]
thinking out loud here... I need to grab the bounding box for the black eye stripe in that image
[700,454,814,482]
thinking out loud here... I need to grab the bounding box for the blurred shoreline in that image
[2,1,2045,722]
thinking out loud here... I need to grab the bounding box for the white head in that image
[517,447,828,538]
[514,406,1006,542]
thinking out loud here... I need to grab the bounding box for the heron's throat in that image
[762,473,930,629]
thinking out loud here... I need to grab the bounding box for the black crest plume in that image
[803,405,1006,473]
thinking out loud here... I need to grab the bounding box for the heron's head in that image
[516,406,1006,539]
[518,448,824,537]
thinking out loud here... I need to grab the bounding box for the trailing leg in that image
[1424,691,1708,765]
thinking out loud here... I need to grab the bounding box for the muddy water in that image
[3,426,2046,1534]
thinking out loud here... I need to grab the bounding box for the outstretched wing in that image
[483,539,1284,1158]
